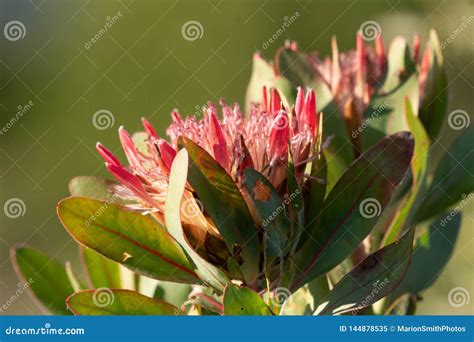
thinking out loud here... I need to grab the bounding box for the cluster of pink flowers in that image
[96,87,319,223]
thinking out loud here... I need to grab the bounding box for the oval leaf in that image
[416,128,474,222]
[292,132,414,290]
[316,227,415,315]
[223,284,273,315]
[12,247,74,315]
[67,289,180,315]
[387,212,462,303]
[57,197,200,285]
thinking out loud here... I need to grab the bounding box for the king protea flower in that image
[96,87,318,249]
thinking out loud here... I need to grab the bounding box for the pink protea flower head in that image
[314,32,387,119]
[96,87,319,234]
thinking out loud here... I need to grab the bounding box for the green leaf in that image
[382,99,430,245]
[57,197,200,285]
[315,227,415,315]
[81,247,122,289]
[180,137,259,284]
[223,283,273,315]
[280,275,330,315]
[165,148,229,291]
[286,155,305,255]
[12,247,74,315]
[301,141,327,250]
[418,30,448,138]
[153,280,193,308]
[245,54,294,113]
[416,128,474,222]
[380,36,416,94]
[244,168,291,283]
[387,212,462,303]
[67,289,180,315]
[69,176,128,204]
[292,132,414,290]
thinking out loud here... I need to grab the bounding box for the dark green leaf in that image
[416,128,474,222]
[180,137,260,284]
[316,227,415,315]
[67,289,180,315]
[12,247,74,315]
[388,212,462,301]
[244,168,291,283]
[382,99,430,245]
[291,132,414,290]
[223,283,273,315]
[57,197,200,285]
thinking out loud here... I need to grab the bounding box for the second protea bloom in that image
[97,87,319,248]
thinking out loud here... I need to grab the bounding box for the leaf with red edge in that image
[291,132,414,291]
[57,197,200,285]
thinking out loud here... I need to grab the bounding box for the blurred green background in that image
[0,0,472,315]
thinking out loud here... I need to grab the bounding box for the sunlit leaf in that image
[57,197,200,284]
[165,149,229,291]
[223,283,273,315]
[67,289,180,315]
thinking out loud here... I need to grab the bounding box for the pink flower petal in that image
[141,117,158,139]
[96,142,121,166]
[208,108,230,170]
